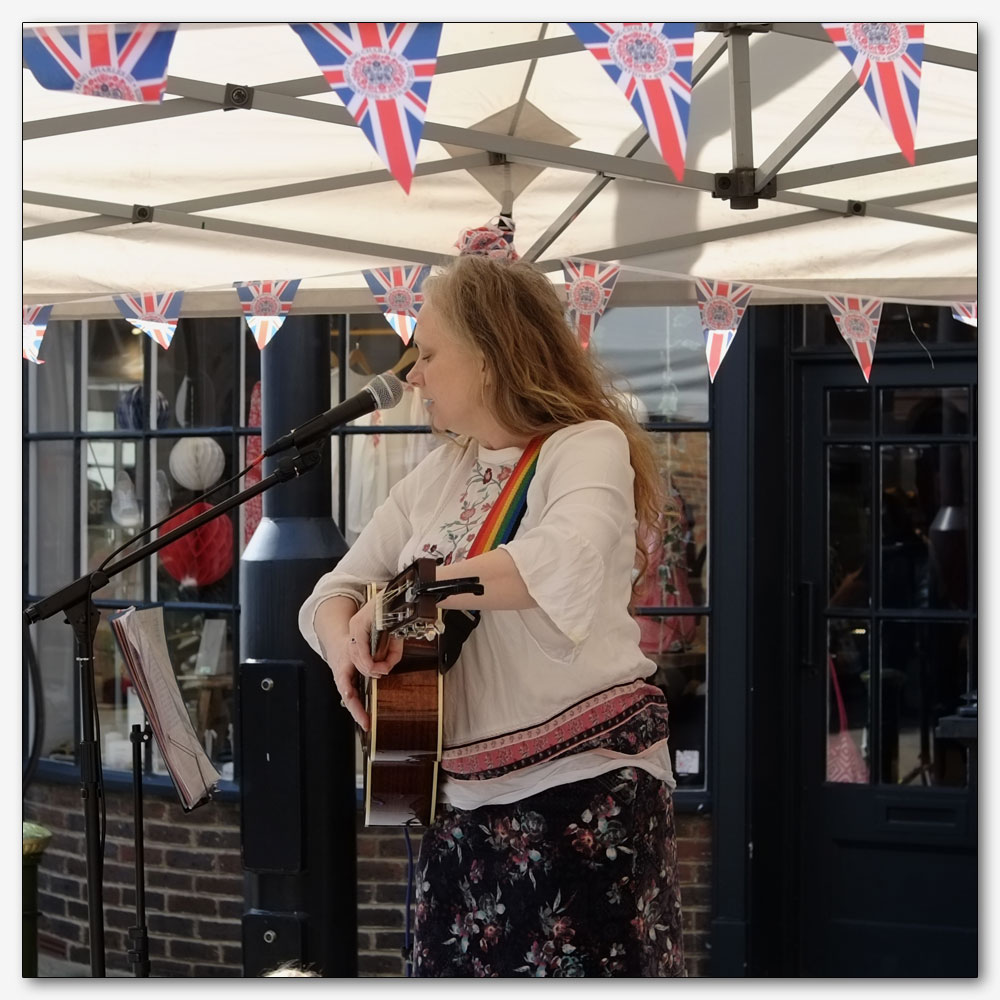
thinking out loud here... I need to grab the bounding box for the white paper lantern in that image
[169,437,225,492]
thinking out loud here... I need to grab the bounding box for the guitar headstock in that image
[372,558,443,646]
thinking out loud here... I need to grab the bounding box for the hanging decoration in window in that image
[290,22,442,193]
[234,279,302,350]
[951,302,977,328]
[112,290,184,349]
[567,22,695,182]
[362,265,430,344]
[22,305,53,365]
[159,502,234,589]
[561,258,621,349]
[822,23,924,164]
[168,437,226,493]
[825,295,884,382]
[694,278,754,382]
[22,23,178,103]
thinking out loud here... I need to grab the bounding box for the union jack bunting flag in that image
[951,301,977,328]
[695,279,754,382]
[568,22,694,182]
[23,305,54,365]
[290,22,442,193]
[362,265,430,344]
[822,23,924,164]
[22,23,178,103]
[826,295,884,382]
[235,280,302,350]
[561,258,621,349]
[112,291,184,350]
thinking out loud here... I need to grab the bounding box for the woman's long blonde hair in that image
[422,254,663,594]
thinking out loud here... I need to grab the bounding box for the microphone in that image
[261,371,406,459]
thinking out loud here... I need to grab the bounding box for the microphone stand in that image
[23,446,323,977]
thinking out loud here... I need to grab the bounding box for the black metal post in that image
[127,724,152,977]
[239,314,358,977]
[64,597,106,977]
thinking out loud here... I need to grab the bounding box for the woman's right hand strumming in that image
[313,593,402,732]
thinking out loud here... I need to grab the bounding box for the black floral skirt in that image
[411,766,685,977]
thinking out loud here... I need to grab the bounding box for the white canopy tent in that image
[22,21,977,320]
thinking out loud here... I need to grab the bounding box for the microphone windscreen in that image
[368,371,406,410]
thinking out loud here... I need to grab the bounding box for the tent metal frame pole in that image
[159,153,492,214]
[874,181,977,207]
[728,30,755,169]
[22,154,492,240]
[22,34,591,141]
[23,216,123,241]
[779,139,977,189]
[523,32,729,262]
[535,209,831,269]
[755,71,858,190]
[773,191,976,234]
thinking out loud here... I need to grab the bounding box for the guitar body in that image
[361,559,445,827]
[363,636,443,827]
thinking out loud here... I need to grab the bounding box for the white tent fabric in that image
[22,22,977,319]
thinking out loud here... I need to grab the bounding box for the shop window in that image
[24,317,247,782]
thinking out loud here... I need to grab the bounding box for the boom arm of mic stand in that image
[24,447,323,626]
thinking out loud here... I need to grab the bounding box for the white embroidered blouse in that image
[298,419,675,808]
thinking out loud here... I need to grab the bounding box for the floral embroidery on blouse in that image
[418,458,515,566]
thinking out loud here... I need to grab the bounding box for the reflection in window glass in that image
[32,321,77,433]
[31,440,76,597]
[163,609,236,780]
[827,620,871,784]
[342,426,438,545]
[642,433,708,607]
[881,445,969,610]
[828,445,872,608]
[640,614,708,788]
[88,441,145,601]
[85,319,145,432]
[27,618,77,760]
[880,621,970,788]
[591,306,709,423]
[827,388,871,436]
[159,319,241,429]
[880,387,969,435]
[336,319,435,541]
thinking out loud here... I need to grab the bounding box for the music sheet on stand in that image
[110,606,220,810]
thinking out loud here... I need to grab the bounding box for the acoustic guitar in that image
[360,558,483,827]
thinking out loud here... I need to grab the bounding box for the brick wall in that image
[24,781,712,977]
[25,781,244,976]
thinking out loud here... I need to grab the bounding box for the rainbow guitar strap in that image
[439,435,546,671]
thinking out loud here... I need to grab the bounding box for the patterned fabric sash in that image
[439,434,546,671]
[441,679,670,780]
[467,434,545,555]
